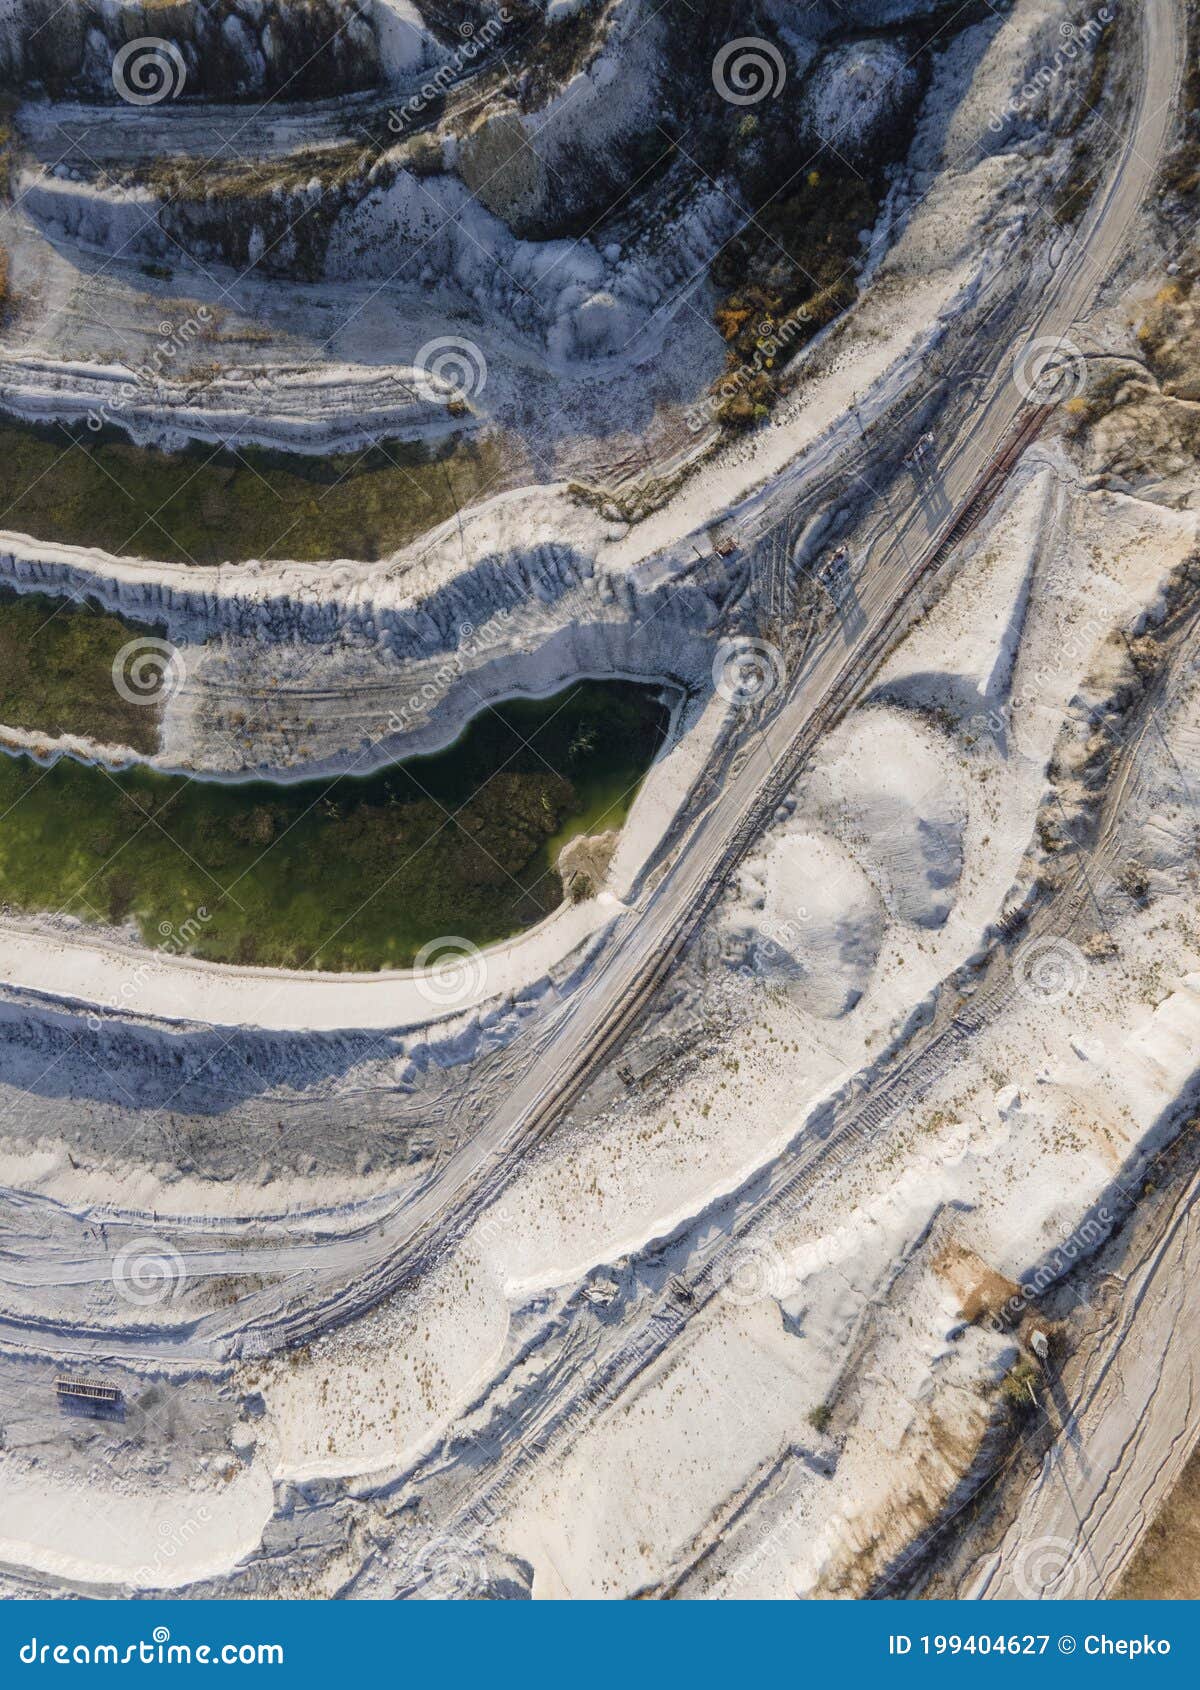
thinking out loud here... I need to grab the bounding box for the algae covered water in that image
[0,681,669,971]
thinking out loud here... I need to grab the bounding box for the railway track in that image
[506,404,1055,1146]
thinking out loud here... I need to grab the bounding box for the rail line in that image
[511,404,1055,1149]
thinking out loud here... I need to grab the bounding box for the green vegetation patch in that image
[0,421,513,565]
[708,166,879,429]
[0,587,167,755]
[0,682,668,971]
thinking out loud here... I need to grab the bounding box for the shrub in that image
[1000,1358,1041,1412]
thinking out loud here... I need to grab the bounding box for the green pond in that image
[0,420,514,564]
[0,682,669,971]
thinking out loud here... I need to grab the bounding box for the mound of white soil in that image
[797,708,966,930]
[728,831,885,1018]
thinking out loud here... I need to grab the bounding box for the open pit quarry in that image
[0,0,1198,1607]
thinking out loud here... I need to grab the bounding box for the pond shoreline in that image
[0,668,686,785]
[0,680,674,973]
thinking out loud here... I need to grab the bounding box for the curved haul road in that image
[3,0,1183,1364]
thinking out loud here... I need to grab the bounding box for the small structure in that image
[904,430,936,466]
[713,537,738,558]
[669,1275,694,1305]
[582,1278,620,1307]
[56,1377,121,1407]
[816,545,851,598]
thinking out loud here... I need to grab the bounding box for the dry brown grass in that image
[935,1240,1022,1325]
[1115,1437,1200,1598]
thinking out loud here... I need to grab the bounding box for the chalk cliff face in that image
[0,0,386,98]
[3,0,952,382]
[0,478,738,777]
